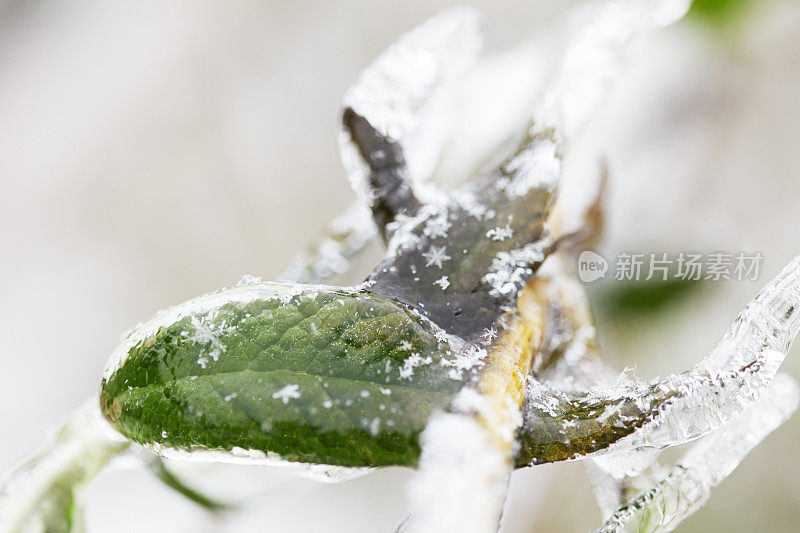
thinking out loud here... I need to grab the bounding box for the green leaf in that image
[686,0,755,32]
[100,283,462,467]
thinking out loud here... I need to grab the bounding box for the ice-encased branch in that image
[0,403,129,533]
[597,373,799,533]
[517,255,800,465]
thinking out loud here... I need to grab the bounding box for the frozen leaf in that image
[340,7,485,236]
[100,283,462,467]
[367,128,558,342]
[284,9,487,286]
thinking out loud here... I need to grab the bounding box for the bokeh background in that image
[2,0,800,531]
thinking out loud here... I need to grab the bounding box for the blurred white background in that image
[2,0,800,530]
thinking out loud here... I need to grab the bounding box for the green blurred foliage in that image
[588,278,703,321]
[687,0,756,31]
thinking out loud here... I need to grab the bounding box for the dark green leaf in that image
[101,284,462,467]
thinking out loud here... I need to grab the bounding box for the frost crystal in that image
[535,0,691,137]
[423,214,451,239]
[446,345,488,374]
[483,243,544,296]
[502,139,561,198]
[185,313,236,361]
[485,219,514,242]
[271,384,301,404]
[480,327,498,344]
[399,352,433,379]
[422,246,451,268]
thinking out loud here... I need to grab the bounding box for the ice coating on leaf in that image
[597,374,799,533]
[535,0,691,136]
[104,281,297,376]
[705,255,800,369]
[149,456,369,511]
[283,9,488,286]
[279,203,376,285]
[152,211,382,495]
[367,0,695,343]
[340,7,485,211]
[114,8,487,484]
[149,446,373,484]
[366,129,557,342]
[342,7,483,149]
[101,282,466,468]
[581,256,800,517]
[145,209,382,492]
[516,255,800,465]
[586,447,669,524]
[586,457,633,519]
[518,351,781,464]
